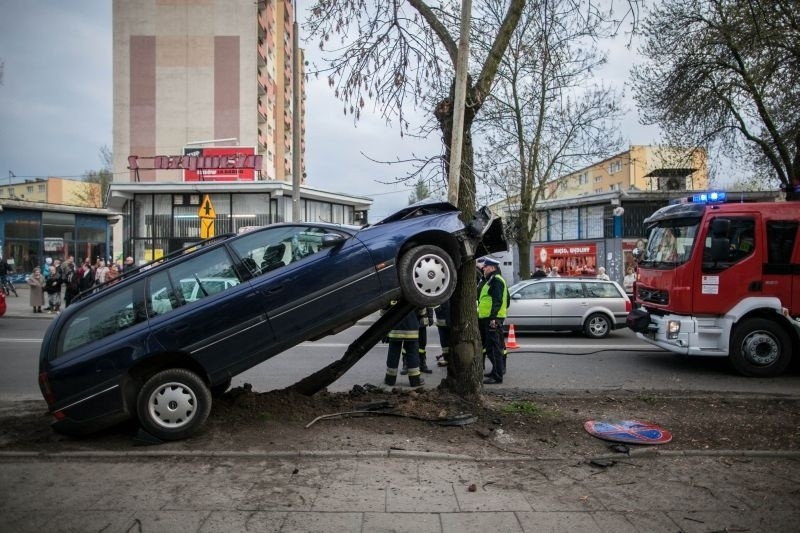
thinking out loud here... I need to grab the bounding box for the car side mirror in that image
[321,233,346,248]
[512,293,522,300]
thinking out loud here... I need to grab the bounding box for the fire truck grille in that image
[638,286,669,305]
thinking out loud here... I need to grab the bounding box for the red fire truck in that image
[627,193,800,377]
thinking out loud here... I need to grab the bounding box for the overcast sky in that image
[0,0,659,221]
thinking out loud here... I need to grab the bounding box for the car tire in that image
[398,245,457,307]
[584,312,611,339]
[730,318,791,377]
[136,368,212,441]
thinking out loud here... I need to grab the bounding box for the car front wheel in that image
[136,368,212,441]
[584,313,611,339]
[398,245,457,307]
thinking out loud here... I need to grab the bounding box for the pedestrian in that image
[623,266,637,296]
[532,266,547,279]
[122,256,135,272]
[44,266,62,313]
[106,262,121,285]
[27,266,45,313]
[94,258,110,286]
[596,266,610,281]
[383,304,424,388]
[0,256,11,289]
[548,267,560,277]
[77,258,95,294]
[63,258,79,307]
[477,257,509,384]
[434,299,451,367]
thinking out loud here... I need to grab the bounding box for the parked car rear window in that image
[583,282,623,298]
[57,281,146,357]
[554,282,585,299]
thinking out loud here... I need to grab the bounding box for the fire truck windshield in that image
[641,218,701,267]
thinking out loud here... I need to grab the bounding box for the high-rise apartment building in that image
[112,0,305,183]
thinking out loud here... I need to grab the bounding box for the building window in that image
[27,186,34,193]
[579,172,588,185]
[608,160,622,174]
[594,175,602,183]
[38,185,45,192]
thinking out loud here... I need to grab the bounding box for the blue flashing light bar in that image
[692,191,727,204]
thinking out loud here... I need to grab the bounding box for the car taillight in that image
[38,371,55,404]
[625,298,632,313]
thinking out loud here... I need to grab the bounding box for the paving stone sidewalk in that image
[1,450,798,532]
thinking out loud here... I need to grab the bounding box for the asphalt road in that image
[2,316,798,401]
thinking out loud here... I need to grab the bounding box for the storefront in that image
[107,182,372,265]
[0,199,112,279]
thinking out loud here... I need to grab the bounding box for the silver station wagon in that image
[505,278,631,338]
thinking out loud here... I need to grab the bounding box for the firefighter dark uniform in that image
[417,307,434,373]
[434,299,451,367]
[384,305,424,387]
[477,257,509,384]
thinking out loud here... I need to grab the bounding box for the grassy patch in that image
[636,393,659,405]
[502,400,553,417]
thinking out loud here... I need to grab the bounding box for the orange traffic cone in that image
[505,323,520,349]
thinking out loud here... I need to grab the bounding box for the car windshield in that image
[640,217,701,268]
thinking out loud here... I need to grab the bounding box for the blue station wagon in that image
[38,202,505,440]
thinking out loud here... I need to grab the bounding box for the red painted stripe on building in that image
[130,36,156,182]
[214,36,240,142]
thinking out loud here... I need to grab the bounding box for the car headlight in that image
[667,320,681,340]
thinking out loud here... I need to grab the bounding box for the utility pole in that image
[292,20,302,222]
[447,0,472,207]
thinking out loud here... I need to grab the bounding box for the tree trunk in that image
[435,83,485,400]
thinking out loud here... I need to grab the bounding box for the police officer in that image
[477,257,509,384]
[383,304,425,388]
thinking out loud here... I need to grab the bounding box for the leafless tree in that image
[306,0,639,397]
[473,0,624,279]
[632,0,800,200]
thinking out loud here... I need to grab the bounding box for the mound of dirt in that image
[2,385,797,457]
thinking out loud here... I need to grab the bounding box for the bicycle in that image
[1,277,18,297]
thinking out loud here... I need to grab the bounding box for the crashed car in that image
[38,201,505,440]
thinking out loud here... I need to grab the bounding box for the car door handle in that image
[265,286,284,295]
[167,323,190,334]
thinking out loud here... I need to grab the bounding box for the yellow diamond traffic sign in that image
[198,195,216,219]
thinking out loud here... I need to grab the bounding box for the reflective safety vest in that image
[477,274,508,319]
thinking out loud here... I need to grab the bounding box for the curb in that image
[1,448,798,462]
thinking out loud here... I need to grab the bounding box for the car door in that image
[228,225,380,348]
[509,281,552,330]
[146,247,272,380]
[551,281,586,329]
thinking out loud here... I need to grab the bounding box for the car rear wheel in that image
[584,313,611,339]
[136,368,212,441]
[398,245,457,307]
[730,318,791,377]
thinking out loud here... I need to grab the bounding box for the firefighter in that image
[417,307,435,374]
[383,304,425,388]
[434,299,451,367]
[477,257,509,384]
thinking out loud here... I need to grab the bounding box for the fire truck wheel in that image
[730,318,792,377]
[584,313,611,339]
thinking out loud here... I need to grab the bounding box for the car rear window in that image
[583,282,622,298]
[554,282,585,299]
[57,281,146,358]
